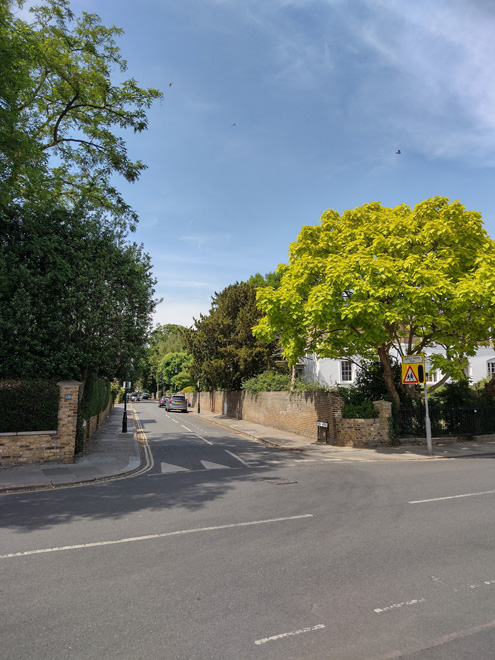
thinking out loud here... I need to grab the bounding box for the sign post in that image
[402,355,432,456]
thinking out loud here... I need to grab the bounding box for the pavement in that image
[2,402,495,492]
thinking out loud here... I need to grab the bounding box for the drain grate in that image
[259,477,298,485]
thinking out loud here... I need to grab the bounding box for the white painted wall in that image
[301,345,495,388]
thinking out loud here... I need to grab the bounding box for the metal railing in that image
[393,405,495,438]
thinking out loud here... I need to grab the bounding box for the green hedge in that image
[241,371,327,394]
[0,380,59,432]
[342,400,380,419]
[76,376,111,452]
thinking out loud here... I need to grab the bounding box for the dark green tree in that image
[185,282,280,390]
[0,203,157,384]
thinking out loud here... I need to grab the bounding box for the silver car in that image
[166,394,187,413]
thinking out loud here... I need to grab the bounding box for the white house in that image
[300,344,495,388]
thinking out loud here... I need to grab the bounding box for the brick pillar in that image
[56,380,82,463]
[373,400,392,440]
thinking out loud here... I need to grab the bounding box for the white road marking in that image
[181,425,191,431]
[0,515,314,560]
[255,624,325,645]
[201,460,232,470]
[160,462,190,473]
[225,450,252,467]
[195,434,213,445]
[374,598,425,613]
[409,489,495,504]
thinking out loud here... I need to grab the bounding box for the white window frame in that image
[487,360,495,377]
[427,370,438,383]
[340,360,353,383]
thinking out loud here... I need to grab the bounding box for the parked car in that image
[165,394,187,413]
[158,396,168,407]
[142,393,150,400]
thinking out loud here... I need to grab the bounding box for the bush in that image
[0,380,59,432]
[241,371,327,394]
[76,375,111,452]
[341,400,379,419]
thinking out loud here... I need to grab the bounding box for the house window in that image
[488,361,495,377]
[340,360,353,382]
[427,370,438,383]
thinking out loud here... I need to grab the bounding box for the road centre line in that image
[181,425,191,431]
[0,515,313,560]
[409,489,495,504]
[255,624,325,645]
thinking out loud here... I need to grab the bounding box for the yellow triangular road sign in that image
[403,366,419,384]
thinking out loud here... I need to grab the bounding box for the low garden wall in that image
[0,380,114,466]
[0,380,80,466]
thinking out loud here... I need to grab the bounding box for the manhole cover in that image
[259,478,297,485]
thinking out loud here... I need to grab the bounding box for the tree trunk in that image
[290,364,296,392]
[377,346,400,407]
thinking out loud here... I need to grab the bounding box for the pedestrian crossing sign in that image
[403,366,418,383]
[401,355,425,384]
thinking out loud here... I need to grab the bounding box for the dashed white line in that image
[255,624,325,645]
[0,515,314,560]
[374,598,425,613]
[409,489,495,504]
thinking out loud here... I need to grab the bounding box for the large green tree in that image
[142,324,187,394]
[158,352,193,393]
[185,282,280,391]
[1,0,162,230]
[0,203,157,383]
[254,197,495,405]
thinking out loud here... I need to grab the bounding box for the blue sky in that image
[23,0,495,327]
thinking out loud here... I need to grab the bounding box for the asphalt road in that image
[2,402,495,659]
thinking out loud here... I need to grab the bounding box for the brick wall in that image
[189,391,391,447]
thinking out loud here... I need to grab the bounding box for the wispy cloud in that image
[350,0,495,161]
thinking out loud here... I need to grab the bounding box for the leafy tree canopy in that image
[185,282,280,391]
[158,352,193,392]
[142,324,187,393]
[1,0,162,230]
[254,197,495,405]
[246,271,282,289]
[0,202,157,382]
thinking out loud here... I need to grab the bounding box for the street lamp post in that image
[197,380,201,414]
[122,386,128,433]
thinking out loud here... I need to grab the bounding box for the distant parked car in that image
[142,393,150,400]
[166,394,187,413]
[158,396,168,407]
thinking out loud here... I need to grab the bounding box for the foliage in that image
[185,282,280,391]
[352,359,403,402]
[1,0,162,230]
[143,324,188,393]
[0,379,59,432]
[158,352,194,392]
[241,370,327,395]
[429,379,495,408]
[0,203,157,383]
[246,271,282,289]
[429,380,476,407]
[76,374,111,452]
[341,400,379,419]
[254,197,495,406]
